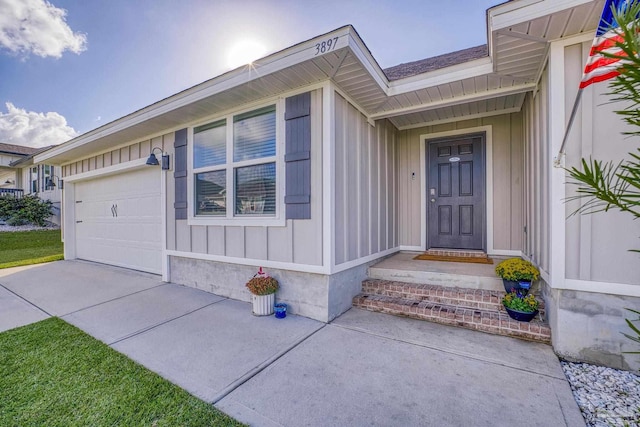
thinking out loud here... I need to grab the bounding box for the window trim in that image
[187,99,286,227]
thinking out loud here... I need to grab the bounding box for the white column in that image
[548,41,567,289]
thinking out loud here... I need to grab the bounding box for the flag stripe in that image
[580,0,625,89]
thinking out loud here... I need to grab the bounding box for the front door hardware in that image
[111,204,118,217]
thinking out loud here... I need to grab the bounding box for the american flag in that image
[580,0,627,88]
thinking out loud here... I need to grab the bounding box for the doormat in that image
[412,253,494,264]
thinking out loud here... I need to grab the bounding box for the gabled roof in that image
[0,143,39,156]
[9,145,56,167]
[384,45,489,81]
[37,0,602,164]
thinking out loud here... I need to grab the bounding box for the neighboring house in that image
[35,0,640,370]
[9,147,62,225]
[0,143,39,194]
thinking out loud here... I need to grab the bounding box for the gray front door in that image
[427,134,485,250]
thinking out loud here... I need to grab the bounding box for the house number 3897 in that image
[314,37,339,55]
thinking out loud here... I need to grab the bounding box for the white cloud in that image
[0,102,78,148]
[0,0,86,58]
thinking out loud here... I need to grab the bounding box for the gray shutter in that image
[285,92,311,219]
[174,128,188,220]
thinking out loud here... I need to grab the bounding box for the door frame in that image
[426,132,487,251]
[419,125,500,254]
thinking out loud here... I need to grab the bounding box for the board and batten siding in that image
[562,42,640,285]
[523,69,550,276]
[167,89,323,266]
[60,136,173,178]
[334,93,398,265]
[397,113,524,252]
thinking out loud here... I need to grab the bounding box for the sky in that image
[0,0,498,148]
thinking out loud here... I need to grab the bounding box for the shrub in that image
[0,194,52,227]
[246,275,279,295]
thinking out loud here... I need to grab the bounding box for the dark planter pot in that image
[502,279,532,295]
[504,305,538,322]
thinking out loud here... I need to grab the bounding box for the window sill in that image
[186,216,287,228]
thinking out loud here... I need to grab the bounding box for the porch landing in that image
[369,251,505,291]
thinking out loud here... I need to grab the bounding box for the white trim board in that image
[561,279,640,298]
[166,250,329,275]
[63,158,150,182]
[166,247,397,276]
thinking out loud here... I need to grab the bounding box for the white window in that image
[42,165,53,191]
[30,166,38,193]
[192,105,279,220]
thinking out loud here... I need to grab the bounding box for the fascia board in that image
[36,26,359,164]
[370,82,536,120]
[490,0,596,31]
[387,58,493,96]
[345,32,390,91]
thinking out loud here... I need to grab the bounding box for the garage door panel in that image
[75,168,162,274]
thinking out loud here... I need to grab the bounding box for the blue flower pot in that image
[502,279,531,295]
[274,303,287,319]
[504,305,538,322]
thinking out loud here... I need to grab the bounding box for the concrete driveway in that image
[0,260,585,426]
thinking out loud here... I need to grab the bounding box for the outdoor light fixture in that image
[146,147,170,170]
[45,175,63,190]
[4,179,13,185]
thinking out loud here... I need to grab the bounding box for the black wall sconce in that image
[45,175,63,190]
[146,147,170,170]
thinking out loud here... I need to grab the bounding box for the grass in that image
[0,229,64,269]
[0,318,244,427]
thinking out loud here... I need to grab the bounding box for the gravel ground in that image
[562,361,640,427]
[0,224,60,232]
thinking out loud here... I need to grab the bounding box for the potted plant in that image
[495,258,540,294]
[246,268,279,316]
[502,291,539,322]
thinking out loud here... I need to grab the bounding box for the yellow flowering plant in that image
[495,258,540,282]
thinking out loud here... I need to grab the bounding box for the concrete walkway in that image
[0,261,585,426]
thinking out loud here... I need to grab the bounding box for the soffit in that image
[387,93,526,129]
[492,0,603,82]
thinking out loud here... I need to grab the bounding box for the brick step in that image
[362,279,546,315]
[352,293,551,344]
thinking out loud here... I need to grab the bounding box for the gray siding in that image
[334,93,398,265]
[61,136,171,178]
[167,89,323,266]
[397,113,525,252]
[523,68,550,275]
[562,42,640,285]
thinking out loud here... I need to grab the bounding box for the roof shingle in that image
[0,143,40,156]
[383,45,489,81]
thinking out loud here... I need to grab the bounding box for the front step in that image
[354,279,551,344]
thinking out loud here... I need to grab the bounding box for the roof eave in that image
[387,57,493,97]
[37,25,390,165]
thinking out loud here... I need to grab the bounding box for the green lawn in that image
[0,318,244,427]
[0,229,64,269]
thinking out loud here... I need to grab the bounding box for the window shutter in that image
[284,92,311,219]
[174,128,188,220]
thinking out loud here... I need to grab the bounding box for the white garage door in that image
[75,167,162,274]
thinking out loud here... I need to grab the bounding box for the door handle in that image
[430,198,436,203]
